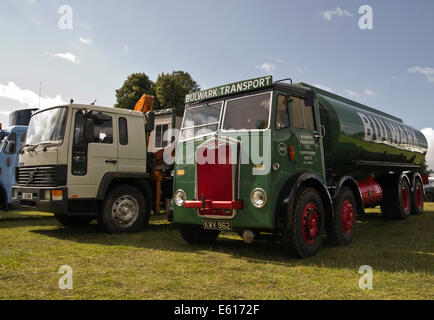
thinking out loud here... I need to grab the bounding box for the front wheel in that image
[179,224,220,245]
[99,184,149,233]
[282,187,325,258]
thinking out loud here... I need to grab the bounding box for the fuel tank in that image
[301,84,428,179]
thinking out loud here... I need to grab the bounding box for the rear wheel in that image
[411,178,424,216]
[282,187,325,258]
[328,187,357,246]
[425,192,434,202]
[179,224,220,245]
[54,214,94,227]
[99,184,149,233]
[382,176,412,220]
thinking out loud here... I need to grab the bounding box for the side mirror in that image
[145,111,155,133]
[84,118,95,143]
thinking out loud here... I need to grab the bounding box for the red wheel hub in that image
[401,186,409,211]
[302,203,320,245]
[341,200,354,235]
[416,184,423,209]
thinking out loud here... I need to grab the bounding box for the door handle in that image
[314,134,321,142]
[105,160,117,164]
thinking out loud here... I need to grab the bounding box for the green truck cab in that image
[173,76,428,258]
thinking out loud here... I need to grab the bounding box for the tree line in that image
[114,71,199,115]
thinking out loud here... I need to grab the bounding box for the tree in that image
[154,71,199,115]
[115,73,155,110]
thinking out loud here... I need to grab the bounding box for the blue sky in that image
[0,1,433,146]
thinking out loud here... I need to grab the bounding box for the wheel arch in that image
[97,173,153,211]
[275,171,333,230]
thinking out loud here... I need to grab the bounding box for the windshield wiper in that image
[24,141,61,152]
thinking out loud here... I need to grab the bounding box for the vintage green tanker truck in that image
[172,76,428,258]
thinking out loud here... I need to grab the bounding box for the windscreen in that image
[223,92,271,130]
[26,107,68,146]
[180,102,222,140]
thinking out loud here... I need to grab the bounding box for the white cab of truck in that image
[12,103,155,233]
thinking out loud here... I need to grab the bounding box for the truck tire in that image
[327,187,356,246]
[179,224,220,245]
[425,192,434,202]
[282,187,325,258]
[383,176,412,220]
[54,214,94,227]
[411,179,424,216]
[99,184,149,233]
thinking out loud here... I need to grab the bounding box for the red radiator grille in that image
[196,144,235,217]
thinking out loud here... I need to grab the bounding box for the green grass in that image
[0,205,433,300]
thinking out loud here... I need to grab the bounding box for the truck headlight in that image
[251,188,267,208]
[174,190,186,207]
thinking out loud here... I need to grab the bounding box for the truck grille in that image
[17,165,67,187]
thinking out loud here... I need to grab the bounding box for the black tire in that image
[384,176,412,220]
[179,224,220,245]
[327,187,357,246]
[54,214,94,227]
[425,192,434,202]
[98,184,149,233]
[282,187,325,258]
[411,178,424,215]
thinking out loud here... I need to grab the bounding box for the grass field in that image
[0,204,433,300]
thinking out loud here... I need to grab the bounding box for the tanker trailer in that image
[172,76,428,258]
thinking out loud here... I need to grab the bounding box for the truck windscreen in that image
[26,107,68,146]
[180,102,222,141]
[222,92,271,130]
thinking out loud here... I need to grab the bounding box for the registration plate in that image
[203,220,232,231]
[22,193,33,200]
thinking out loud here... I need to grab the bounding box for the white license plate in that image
[203,220,232,231]
[22,193,33,200]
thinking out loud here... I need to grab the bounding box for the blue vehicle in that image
[0,109,36,210]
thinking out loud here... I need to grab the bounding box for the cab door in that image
[288,95,325,180]
[68,109,118,198]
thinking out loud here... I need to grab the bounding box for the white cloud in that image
[321,7,353,21]
[257,62,275,73]
[32,18,41,25]
[0,81,66,109]
[53,52,80,64]
[422,128,434,172]
[296,67,304,73]
[407,66,434,83]
[123,45,129,54]
[79,37,92,45]
[364,89,376,96]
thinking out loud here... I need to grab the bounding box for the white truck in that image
[12,103,158,233]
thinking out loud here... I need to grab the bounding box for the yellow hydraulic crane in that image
[134,94,165,215]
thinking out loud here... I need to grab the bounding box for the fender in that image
[399,172,411,189]
[333,176,365,215]
[97,172,150,200]
[410,172,424,195]
[275,171,333,229]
